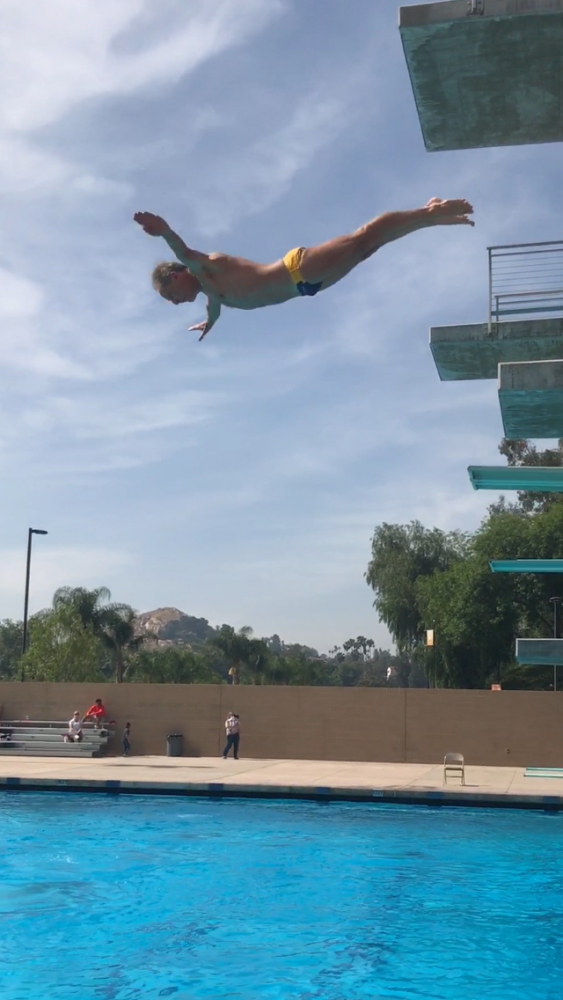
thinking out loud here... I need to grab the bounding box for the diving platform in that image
[399,0,563,152]
[468,466,563,491]
[430,319,563,381]
[499,359,563,438]
[432,243,563,379]
[516,638,563,664]
[490,559,563,572]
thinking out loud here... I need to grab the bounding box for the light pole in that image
[21,528,48,678]
[549,596,562,693]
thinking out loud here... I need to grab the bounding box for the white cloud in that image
[0,268,44,318]
[0,0,559,652]
[188,90,356,235]
[0,0,286,133]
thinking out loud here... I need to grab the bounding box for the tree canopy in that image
[365,521,468,653]
[1,586,403,687]
[366,498,563,689]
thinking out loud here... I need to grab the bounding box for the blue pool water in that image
[2,794,563,999]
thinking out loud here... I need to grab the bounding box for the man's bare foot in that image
[425,197,475,226]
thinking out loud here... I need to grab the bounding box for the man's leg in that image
[300,198,474,287]
[233,734,240,760]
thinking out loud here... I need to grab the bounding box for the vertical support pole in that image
[487,246,493,333]
[21,528,33,679]
[554,599,558,693]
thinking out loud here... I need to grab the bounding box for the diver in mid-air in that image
[134,198,474,341]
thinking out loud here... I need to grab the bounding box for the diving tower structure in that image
[489,560,563,572]
[430,241,563,438]
[431,242,563,382]
[399,0,563,152]
[516,638,563,665]
[468,466,563,492]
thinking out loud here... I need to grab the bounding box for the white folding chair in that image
[443,752,465,785]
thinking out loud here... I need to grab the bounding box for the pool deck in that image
[1,756,563,808]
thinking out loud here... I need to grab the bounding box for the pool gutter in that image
[2,775,563,810]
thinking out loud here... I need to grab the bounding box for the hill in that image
[135,608,217,648]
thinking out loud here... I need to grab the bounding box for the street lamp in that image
[21,528,48,676]
[549,596,562,693]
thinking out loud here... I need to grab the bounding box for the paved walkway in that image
[1,756,563,807]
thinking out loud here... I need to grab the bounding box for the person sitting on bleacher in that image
[84,699,106,729]
[65,711,83,743]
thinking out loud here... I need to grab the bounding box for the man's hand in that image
[188,321,211,342]
[133,211,170,237]
[189,298,221,341]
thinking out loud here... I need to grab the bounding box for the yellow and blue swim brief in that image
[282,247,323,297]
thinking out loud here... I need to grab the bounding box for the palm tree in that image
[99,605,146,684]
[210,625,254,685]
[53,586,112,636]
[52,586,148,683]
[244,637,272,684]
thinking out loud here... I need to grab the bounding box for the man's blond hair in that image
[151,260,187,292]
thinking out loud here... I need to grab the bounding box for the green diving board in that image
[399,0,563,152]
[430,319,563,381]
[468,466,563,492]
[499,359,563,438]
[516,638,563,665]
[490,560,563,573]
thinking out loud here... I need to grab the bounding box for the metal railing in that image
[488,241,563,329]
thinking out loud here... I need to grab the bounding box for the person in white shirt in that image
[222,713,240,760]
[65,711,83,743]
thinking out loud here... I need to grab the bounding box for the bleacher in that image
[0,720,114,758]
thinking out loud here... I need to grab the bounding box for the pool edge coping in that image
[1,776,563,809]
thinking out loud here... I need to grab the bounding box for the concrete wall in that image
[0,683,562,766]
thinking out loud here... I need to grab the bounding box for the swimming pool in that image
[2,793,562,999]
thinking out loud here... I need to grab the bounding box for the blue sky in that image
[1,0,561,652]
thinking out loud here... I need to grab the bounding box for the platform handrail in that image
[488,241,563,329]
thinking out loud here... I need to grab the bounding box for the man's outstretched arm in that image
[134,212,210,273]
[189,296,222,342]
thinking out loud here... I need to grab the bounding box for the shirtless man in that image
[134,198,474,341]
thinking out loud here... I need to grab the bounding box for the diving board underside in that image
[430,319,563,381]
[516,638,563,664]
[468,466,563,491]
[499,360,563,438]
[399,0,563,152]
[490,559,563,572]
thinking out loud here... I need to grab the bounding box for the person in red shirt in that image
[84,699,106,729]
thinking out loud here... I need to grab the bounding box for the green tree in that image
[99,605,147,683]
[209,625,255,684]
[52,586,113,635]
[416,556,518,687]
[279,653,326,685]
[342,636,375,661]
[365,521,468,654]
[21,606,105,682]
[495,438,563,514]
[126,647,220,684]
[0,619,24,679]
[240,637,272,684]
[415,503,563,688]
[52,586,150,683]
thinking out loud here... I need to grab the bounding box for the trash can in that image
[166,733,183,757]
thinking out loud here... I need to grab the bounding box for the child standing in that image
[122,722,131,757]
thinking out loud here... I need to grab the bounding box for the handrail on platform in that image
[488,241,563,330]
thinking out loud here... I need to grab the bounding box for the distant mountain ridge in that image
[134,608,218,648]
[134,607,321,658]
